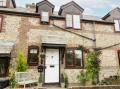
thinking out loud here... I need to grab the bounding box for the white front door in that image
[45,48,59,83]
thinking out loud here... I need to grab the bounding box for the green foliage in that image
[64,73,69,88]
[9,71,16,88]
[77,70,87,85]
[85,50,101,85]
[16,51,27,72]
[61,73,64,83]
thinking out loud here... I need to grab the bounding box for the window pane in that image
[0,58,9,77]
[73,15,80,29]
[66,14,72,27]
[0,64,5,75]
[29,54,38,63]
[41,11,49,22]
[114,20,120,31]
[66,50,74,66]
[75,50,83,66]
[0,0,6,6]
[30,49,38,54]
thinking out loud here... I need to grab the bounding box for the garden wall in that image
[69,85,120,89]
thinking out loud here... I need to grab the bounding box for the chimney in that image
[26,3,36,9]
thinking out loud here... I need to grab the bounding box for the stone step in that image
[47,87,66,89]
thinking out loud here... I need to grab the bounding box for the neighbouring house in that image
[0,0,120,87]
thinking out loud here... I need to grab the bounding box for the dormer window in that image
[41,11,49,24]
[66,14,81,29]
[66,14,72,28]
[0,0,6,7]
[114,19,120,32]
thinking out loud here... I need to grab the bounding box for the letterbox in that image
[37,65,44,72]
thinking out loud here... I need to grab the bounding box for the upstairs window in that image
[28,46,39,66]
[66,14,81,29]
[66,14,72,28]
[66,48,83,68]
[41,11,49,23]
[114,19,120,32]
[0,0,6,7]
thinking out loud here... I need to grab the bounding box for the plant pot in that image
[38,83,42,87]
[85,80,92,86]
[80,80,86,86]
[61,83,64,88]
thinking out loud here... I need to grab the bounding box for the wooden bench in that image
[15,72,38,89]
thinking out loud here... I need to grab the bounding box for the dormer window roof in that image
[36,0,55,13]
[58,1,84,16]
[0,0,16,8]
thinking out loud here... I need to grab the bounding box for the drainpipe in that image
[92,21,96,49]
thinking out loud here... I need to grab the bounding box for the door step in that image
[47,87,66,89]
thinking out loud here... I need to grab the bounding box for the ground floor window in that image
[28,46,39,66]
[0,57,9,77]
[66,48,83,68]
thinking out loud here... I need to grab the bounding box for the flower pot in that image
[61,83,64,88]
[80,80,86,86]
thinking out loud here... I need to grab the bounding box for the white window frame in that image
[66,14,73,28]
[41,11,49,22]
[0,0,6,6]
[73,15,81,29]
[66,14,81,29]
[114,19,120,32]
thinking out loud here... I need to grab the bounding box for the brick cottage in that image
[0,0,120,87]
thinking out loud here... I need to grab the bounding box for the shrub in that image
[16,51,27,72]
[9,71,16,88]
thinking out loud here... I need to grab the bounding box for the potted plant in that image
[60,73,64,88]
[77,70,87,86]
[38,72,43,87]
[64,73,69,88]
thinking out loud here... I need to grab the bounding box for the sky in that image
[16,0,120,17]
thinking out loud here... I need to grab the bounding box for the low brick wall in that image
[69,85,120,89]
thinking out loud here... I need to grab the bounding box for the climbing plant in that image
[85,49,101,85]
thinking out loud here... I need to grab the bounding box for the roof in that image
[0,40,15,54]
[102,7,120,20]
[0,7,113,24]
[11,0,16,8]
[58,1,84,15]
[83,15,103,21]
[36,0,55,12]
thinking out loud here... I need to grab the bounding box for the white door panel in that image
[45,49,59,83]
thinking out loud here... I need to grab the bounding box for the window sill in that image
[65,66,84,69]
[66,27,81,30]
[41,21,50,25]
[114,31,120,33]
[28,63,38,66]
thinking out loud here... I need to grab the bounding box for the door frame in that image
[43,47,60,84]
